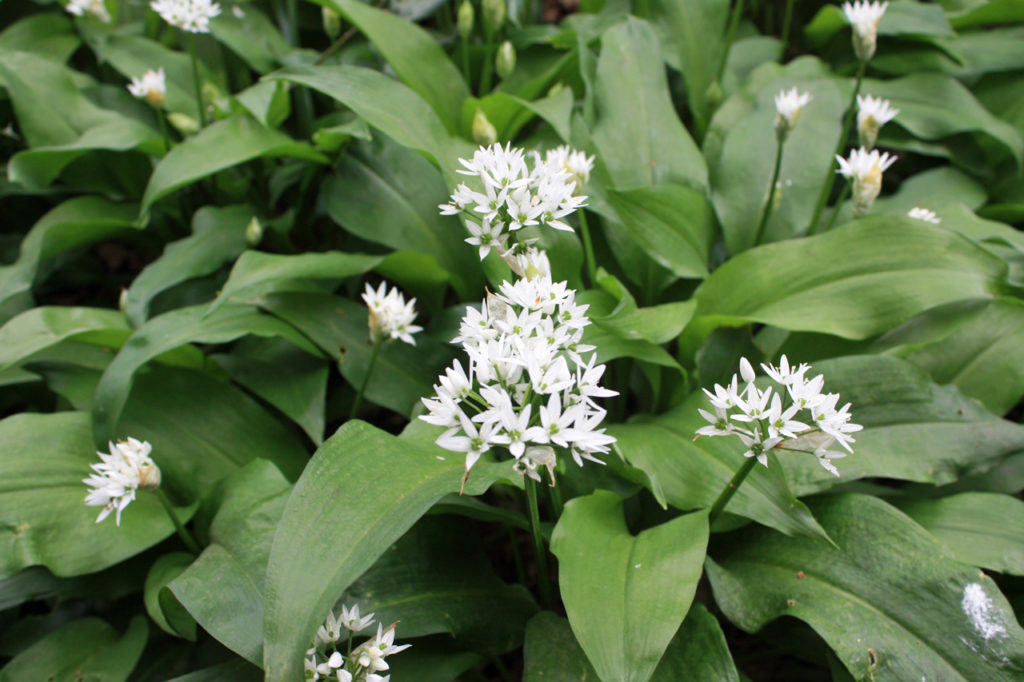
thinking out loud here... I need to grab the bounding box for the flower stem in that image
[780,0,796,52]
[525,477,554,610]
[547,481,564,518]
[188,33,206,128]
[752,138,785,247]
[578,209,598,288]
[461,34,471,83]
[807,62,865,235]
[156,108,173,154]
[714,0,747,85]
[708,457,758,524]
[155,488,201,555]
[478,39,495,94]
[349,340,383,420]
[821,180,852,233]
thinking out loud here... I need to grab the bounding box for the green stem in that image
[507,523,528,587]
[715,0,747,85]
[752,138,785,247]
[492,656,515,682]
[479,33,495,94]
[547,481,564,518]
[349,340,383,420]
[461,34,471,84]
[156,108,173,154]
[708,456,758,524]
[155,488,201,555]
[578,209,597,288]
[188,33,206,127]
[821,180,852,233]
[780,0,796,52]
[525,477,554,610]
[807,62,865,235]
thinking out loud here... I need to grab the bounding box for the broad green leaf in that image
[591,18,708,192]
[322,139,483,298]
[691,216,1007,340]
[873,166,986,216]
[140,116,327,214]
[262,420,512,679]
[144,552,197,639]
[606,184,714,278]
[650,603,739,682]
[578,287,688,371]
[805,2,954,46]
[523,612,600,682]
[0,412,184,579]
[165,660,261,682]
[123,205,251,326]
[314,0,469,133]
[948,0,1024,29]
[210,7,292,74]
[706,494,1024,681]
[0,14,79,65]
[0,616,147,682]
[551,492,708,682]
[897,492,1024,576]
[0,307,131,372]
[907,298,1024,416]
[344,516,537,653]
[91,303,320,446]
[383,639,483,681]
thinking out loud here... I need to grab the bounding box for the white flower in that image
[856,94,898,149]
[150,0,222,33]
[774,88,812,139]
[127,68,167,108]
[340,603,376,633]
[543,145,594,187]
[354,623,411,674]
[362,282,422,346]
[842,1,888,62]
[83,437,160,525]
[908,206,941,224]
[836,147,897,216]
[67,0,112,22]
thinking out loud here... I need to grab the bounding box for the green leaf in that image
[209,7,291,74]
[591,18,708,192]
[897,492,1024,576]
[650,603,739,682]
[140,116,327,214]
[606,184,714,278]
[0,14,79,65]
[805,3,954,46]
[0,306,131,372]
[165,659,261,682]
[551,491,709,682]
[0,412,186,579]
[261,420,512,679]
[0,616,147,682]
[706,493,1024,681]
[691,216,1006,340]
[523,612,600,682]
[144,552,197,639]
[949,0,1024,29]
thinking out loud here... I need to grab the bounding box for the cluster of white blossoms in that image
[150,0,222,33]
[774,88,812,141]
[439,143,591,261]
[856,94,898,149]
[127,68,167,108]
[66,0,111,23]
[83,437,161,525]
[420,267,617,489]
[361,283,422,346]
[305,604,409,682]
[841,1,888,62]
[836,147,897,216]
[908,206,941,224]
[696,356,862,477]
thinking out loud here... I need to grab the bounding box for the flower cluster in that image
[305,604,409,682]
[774,88,811,141]
[836,147,897,216]
[908,206,940,224]
[127,68,167,108]
[439,143,591,260]
[361,283,422,346]
[83,437,161,525]
[420,273,616,489]
[150,0,221,33]
[66,0,111,23]
[856,94,898,149]
[696,356,861,477]
[842,1,888,62]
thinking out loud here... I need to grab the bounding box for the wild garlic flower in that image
[127,68,167,108]
[66,0,111,22]
[836,147,897,216]
[841,1,888,62]
[774,88,812,141]
[150,0,222,33]
[439,143,589,259]
[856,94,898,149]
[420,274,616,490]
[695,356,861,477]
[306,606,408,682]
[361,282,422,346]
[907,206,941,224]
[83,437,161,525]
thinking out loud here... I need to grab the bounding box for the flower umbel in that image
[361,282,422,346]
[856,94,898,149]
[127,68,167,108]
[908,206,941,224]
[836,147,897,216]
[842,1,888,62]
[83,437,161,525]
[305,605,409,682]
[150,0,222,33]
[774,88,812,141]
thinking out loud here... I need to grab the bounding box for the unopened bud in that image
[245,217,263,245]
[138,460,162,490]
[458,0,474,39]
[495,41,516,80]
[367,308,384,345]
[472,109,497,146]
[482,0,505,35]
[858,116,880,150]
[322,6,341,39]
[704,81,723,110]
[166,113,199,135]
[852,165,882,217]
[118,288,128,314]
[547,82,565,98]
[852,28,877,63]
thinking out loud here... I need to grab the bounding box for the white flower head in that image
[842,1,888,62]
[127,68,167,108]
[83,437,160,525]
[836,147,897,216]
[67,0,111,22]
[362,282,422,346]
[908,206,940,224]
[774,88,812,140]
[150,0,222,33]
[856,94,898,149]
[354,622,412,674]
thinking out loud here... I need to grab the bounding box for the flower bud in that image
[482,0,505,35]
[166,113,200,135]
[322,6,341,39]
[841,1,888,63]
[118,288,128,314]
[245,216,263,245]
[836,148,896,217]
[472,108,497,146]
[495,41,516,80]
[852,164,882,217]
[138,459,162,490]
[457,0,474,39]
[547,82,565,98]
[855,94,898,150]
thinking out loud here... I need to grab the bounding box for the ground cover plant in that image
[1,0,1024,679]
